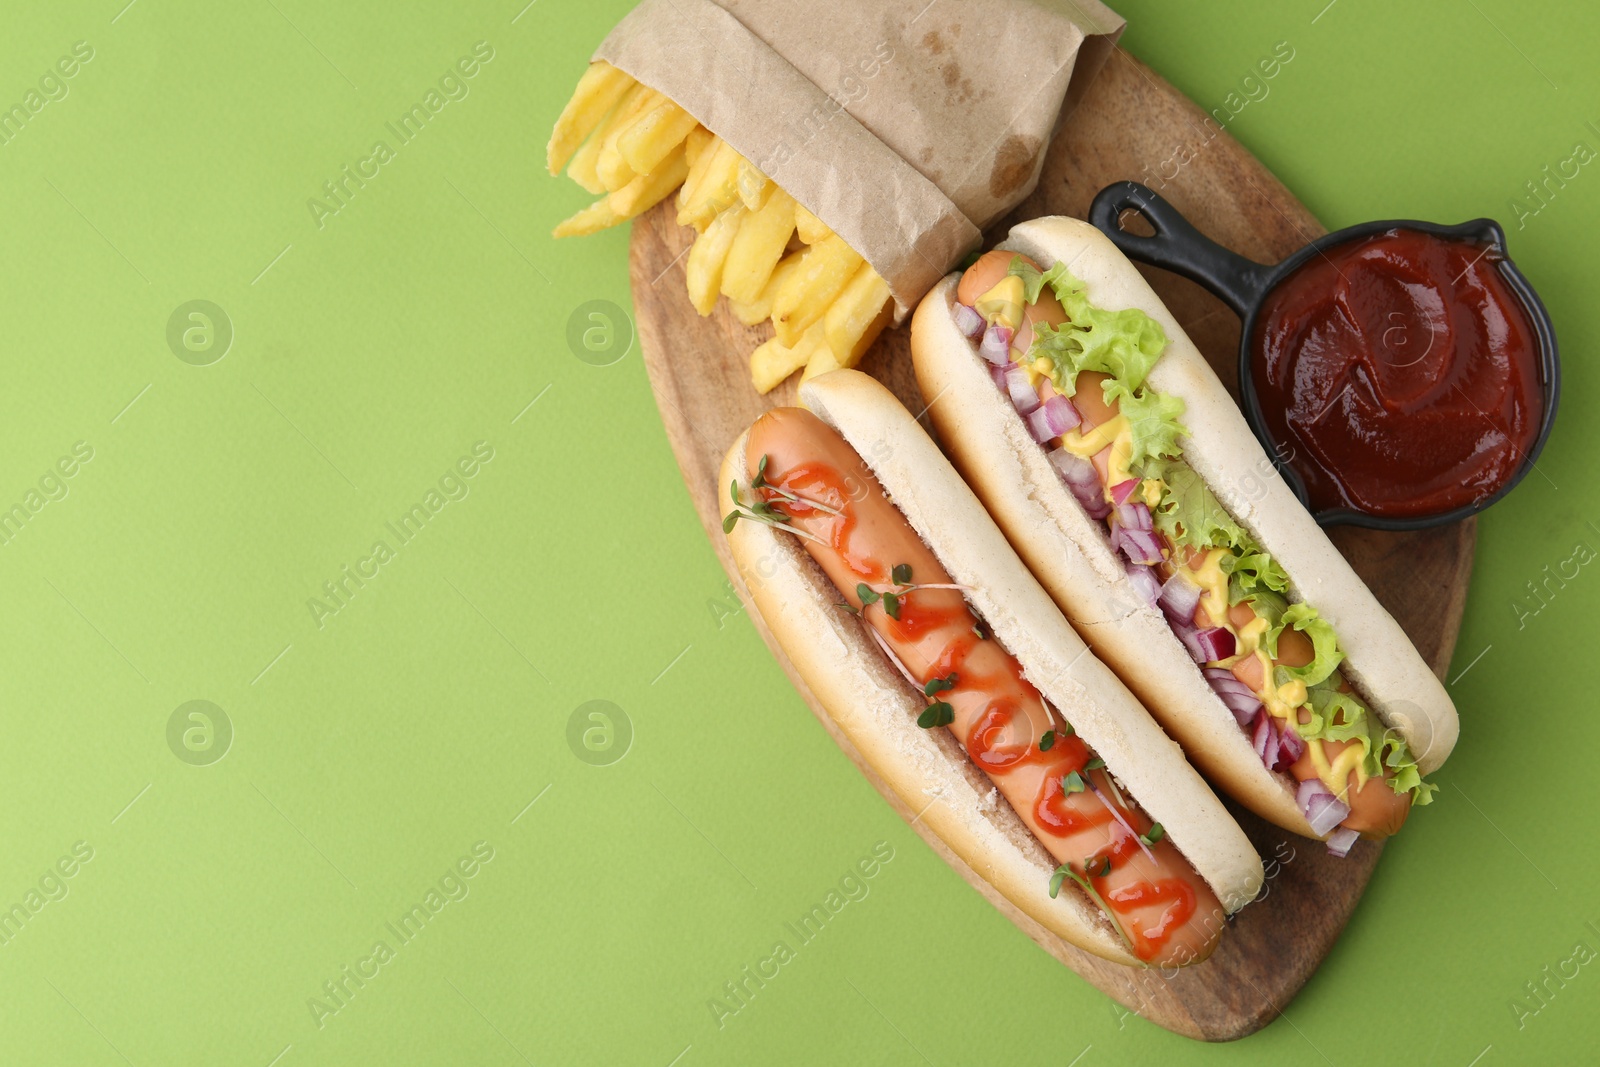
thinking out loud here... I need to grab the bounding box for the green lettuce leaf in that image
[1147,457,1246,554]
[1235,584,1288,646]
[1222,550,1289,596]
[1114,387,1188,473]
[1380,735,1438,805]
[1008,256,1053,305]
[1299,679,1437,805]
[1300,680,1366,739]
[1272,603,1343,688]
[1012,261,1169,396]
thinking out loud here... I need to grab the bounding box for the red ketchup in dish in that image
[1249,228,1543,517]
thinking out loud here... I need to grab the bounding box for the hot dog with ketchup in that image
[910,217,1460,852]
[720,370,1262,967]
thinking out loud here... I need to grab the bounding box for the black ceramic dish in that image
[1086,180,1560,531]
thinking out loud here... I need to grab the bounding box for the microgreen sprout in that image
[916,672,958,729]
[1047,856,1136,956]
[722,461,827,544]
[855,563,974,621]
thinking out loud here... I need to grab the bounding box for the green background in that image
[1,1,1592,1063]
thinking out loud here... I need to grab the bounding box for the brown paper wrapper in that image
[595,0,1123,319]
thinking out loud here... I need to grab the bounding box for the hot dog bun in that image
[910,216,1459,839]
[720,369,1263,965]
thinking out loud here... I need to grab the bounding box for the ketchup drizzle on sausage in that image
[745,407,1219,965]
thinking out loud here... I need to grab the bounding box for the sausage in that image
[746,406,1226,966]
[956,250,1067,357]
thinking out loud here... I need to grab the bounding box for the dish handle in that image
[1088,182,1275,317]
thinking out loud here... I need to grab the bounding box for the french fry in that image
[547,62,636,176]
[799,337,844,386]
[596,88,664,192]
[565,133,608,194]
[678,133,721,211]
[571,82,648,193]
[729,250,803,325]
[552,197,621,238]
[595,138,634,192]
[685,204,747,315]
[609,144,689,220]
[678,140,742,229]
[720,188,797,306]
[678,129,717,221]
[824,264,893,366]
[619,99,699,177]
[548,66,883,390]
[750,320,826,394]
[684,126,712,171]
[736,160,771,212]
[794,202,832,245]
[771,233,863,346]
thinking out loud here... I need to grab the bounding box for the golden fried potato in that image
[824,264,893,366]
[751,320,826,394]
[794,202,832,245]
[771,234,863,346]
[729,250,803,325]
[619,99,699,177]
[721,188,798,306]
[596,87,663,191]
[547,62,635,175]
[678,140,742,229]
[553,198,621,238]
[686,204,747,315]
[609,144,689,219]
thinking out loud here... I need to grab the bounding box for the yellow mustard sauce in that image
[1058,416,1135,489]
[974,276,1024,332]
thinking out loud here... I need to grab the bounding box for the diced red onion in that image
[1046,387,1077,427]
[1026,394,1080,443]
[1048,448,1111,519]
[1171,619,1205,662]
[1049,447,1097,489]
[1253,712,1279,769]
[1122,559,1162,606]
[1297,779,1351,838]
[1201,666,1253,698]
[988,363,1008,391]
[1115,527,1165,565]
[1114,500,1152,531]
[1159,571,1202,624]
[1249,716,1300,774]
[953,303,984,341]
[1109,479,1140,506]
[1325,827,1360,858]
[1201,667,1261,726]
[1190,626,1235,663]
[1004,363,1039,414]
[1277,726,1306,765]
[979,325,1014,367]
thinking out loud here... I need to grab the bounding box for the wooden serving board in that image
[629,48,1473,1041]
